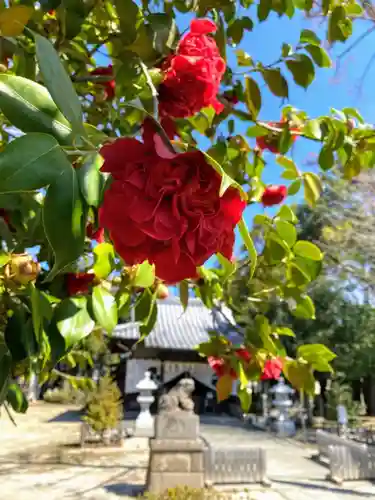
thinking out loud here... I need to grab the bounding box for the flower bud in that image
[156,283,169,300]
[4,254,40,285]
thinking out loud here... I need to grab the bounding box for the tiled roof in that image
[112,297,240,351]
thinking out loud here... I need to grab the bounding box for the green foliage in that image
[83,375,123,434]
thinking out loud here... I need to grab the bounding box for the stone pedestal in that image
[147,413,204,493]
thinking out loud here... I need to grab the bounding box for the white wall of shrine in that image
[125,359,237,395]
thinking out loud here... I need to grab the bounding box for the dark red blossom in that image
[99,120,245,283]
[223,90,239,105]
[158,19,226,118]
[91,65,115,100]
[256,121,299,154]
[87,224,105,244]
[235,348,251,363]
[0,208,11,227]
[261,358,283,381]
[208,356,236,379]
[261,185,287,207]
[66,273,95,296]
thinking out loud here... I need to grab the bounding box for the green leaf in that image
[148,13,177,55]
[246,125,268,137]
[203,150,246,199]
[30,283,43,344]
[0,344,11,404]
[275,220,297,247]
[294,241,323,260]
[287,261,311,287]
[274,327,295,337]
[299,29,321,46]
[135,289,153,322]
[297,344,336,364]
[0,74,73,144]
[33,33,84,135]
[214,13,227,62]
[179,281,189,311]
[135,290,157,339]
[276,156,299,176]
[303,172,322,207]
[281,43,293,58]
[217,253,236,280]
[93,243,115,279]
[292,294,315,319]
[134,260,155,288]
[244,76,262,120]
[288,179,301,196]
[342,107,364,124]
[43,168,86,280]
[254,214,272,225]
[76,153,104,208]
[0,5,33,37]
[283,359,315,395]
[276,205,297,223]
[286,54,315,88]
[114,0,143,45]
[328,6,352,43]
[0,251,10,267]
[0,133,70,193]
[305,45,331,68]
[257,0,272,21]
[235,49,253,67]
[92,286,118,334]
[256,315,277,355]
[238,385,252,412]
[303,119,322,140]
[6,383,28,413]
[262,69,289,98]
[55,297,95,348]
[318,146,334,171]
[227,17,253,45]
[238,217,257,278]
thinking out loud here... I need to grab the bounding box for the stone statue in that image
[158,377,195,413]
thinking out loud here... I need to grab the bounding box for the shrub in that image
[83,375,123,434]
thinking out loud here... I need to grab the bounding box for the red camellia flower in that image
[261,358,283,381]
[91,65,115,100]
[0,208,11,227]
[66,273,95,296]
[208,356,236,379]
[158,18,226,118]
[261,185,287,207]
[256,121,299,153]
[235,348,251,363]
[99,120,245,283]
[87,224,105,244]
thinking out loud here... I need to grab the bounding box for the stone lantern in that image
[269,377,296,437]
[134,370,158,437]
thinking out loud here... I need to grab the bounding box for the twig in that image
[336,25,375,76]
[140,60,159,120]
